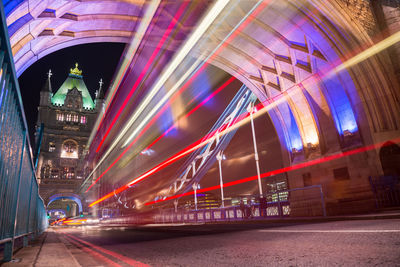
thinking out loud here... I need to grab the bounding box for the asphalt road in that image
[55,219,400,267]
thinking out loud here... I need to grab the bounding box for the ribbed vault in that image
[7,0,144,76]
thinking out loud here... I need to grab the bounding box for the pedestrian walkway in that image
[1,229,80,267]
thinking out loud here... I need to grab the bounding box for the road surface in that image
[46,219,400,266]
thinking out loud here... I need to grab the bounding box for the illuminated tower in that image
[35,63,102,218]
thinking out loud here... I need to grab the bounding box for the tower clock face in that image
[61,140,79,159]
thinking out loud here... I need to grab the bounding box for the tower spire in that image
[96,78,105,99]
[41,69,52,93]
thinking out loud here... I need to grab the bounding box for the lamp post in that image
[216,150,225,208]
[192,183,198,210]
[247,103,263,197]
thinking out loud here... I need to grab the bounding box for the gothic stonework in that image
[36,64,104,214]
[336,0,379,36]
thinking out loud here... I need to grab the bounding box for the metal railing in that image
[0,2,48,262]
[98,185,326,226]
[154,185,326,224]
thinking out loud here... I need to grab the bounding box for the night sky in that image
[18,42,126,143]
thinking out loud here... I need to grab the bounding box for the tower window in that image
[49,142,56,152]
[73,114,79,123]
[64,167,75,179]
[51,168,59,179]
[66,113,72,122]
[80,116,86,124]
[56,113,64,121]
[41,164,51,179]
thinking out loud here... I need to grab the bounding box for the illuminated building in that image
[35,64,104,217]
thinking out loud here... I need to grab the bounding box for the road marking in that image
[258,229,400,233]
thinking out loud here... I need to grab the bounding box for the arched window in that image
[61,139,78,159]
[41,164,51,179]
[80,116,86,124]
[56,113,64,121]
[66,113,72,122]
[49,142,55,152]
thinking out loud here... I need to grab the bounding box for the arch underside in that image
[7,0,144,76]
[7,0,400,209]
[47,193,83,213]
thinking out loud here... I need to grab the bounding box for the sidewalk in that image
[1,229,80,267]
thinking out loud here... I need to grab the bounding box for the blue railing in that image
[0,2,48,262]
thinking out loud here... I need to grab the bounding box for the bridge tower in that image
[35,63,103,218]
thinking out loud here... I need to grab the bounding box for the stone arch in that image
[6,0,145,76]
[47,193,83,214]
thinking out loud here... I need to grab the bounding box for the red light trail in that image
[87,1,269,193]
[145,137,400,206]
[64,236,122,267]
[87,1,274,203]
[85,77,235,192]
[95,3,189,153]
[65,234,148,267]
[88,102,254,207]
[94,0,269,153]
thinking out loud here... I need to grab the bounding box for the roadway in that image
[43,219,400,266]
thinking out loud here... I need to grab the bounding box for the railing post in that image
[4,130,26,262]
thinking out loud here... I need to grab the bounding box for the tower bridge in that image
[1,0,400,265]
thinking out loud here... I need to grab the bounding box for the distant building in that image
[36,63,104,218]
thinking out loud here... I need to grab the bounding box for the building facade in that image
[36,64,104,217]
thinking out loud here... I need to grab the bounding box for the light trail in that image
[89,65,296,206]
[87,0,161,148]
[63,236,123,267]
[85,77,235,192]
[84,0,262,191]
[84,0,236,189]
[65,234,149,267]
[89,94,276,207]
[145,137,400,206]
[95,2,190,153]
[87,0,400,204]
[120,0,234,148]
[333,30,400,74]
[145,76,236,150]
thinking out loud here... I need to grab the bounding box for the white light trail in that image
[82,0,230,188]
[86,0,161,148]
[82,0,161,188]
[121,0,231,147]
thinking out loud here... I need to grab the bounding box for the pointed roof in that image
[51,63,95,109]
[41,69,53,93]
[96,78,104,100]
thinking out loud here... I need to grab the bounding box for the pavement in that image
[1,229,80,267]
[1,209,400,267]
